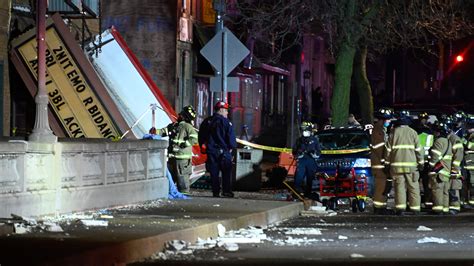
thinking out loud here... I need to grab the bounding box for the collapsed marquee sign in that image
[10,13,130,139]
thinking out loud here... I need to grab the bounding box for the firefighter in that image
[465,114,474,207]
[159,105,198,194]
[385,112,424,215]
[453,110,467,140]
[292,121,321,196]
[428,122,453,215]
[416,112,434,208]
[445,116,465,214]
[414,112,433,135]
[371,108,393,214]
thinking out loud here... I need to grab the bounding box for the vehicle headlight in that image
[353,158,371,168]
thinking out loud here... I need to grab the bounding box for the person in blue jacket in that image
[199,101,237,198]
[292,121,321,196]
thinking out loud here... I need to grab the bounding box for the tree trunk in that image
[330,42,356,126]
[353,46,374,124]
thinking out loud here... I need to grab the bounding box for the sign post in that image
[200,0,249,102]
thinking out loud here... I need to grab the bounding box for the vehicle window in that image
[317,132,369,150]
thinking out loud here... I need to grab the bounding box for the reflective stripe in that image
[453,143,464,149]
[426,135,434,146]
[453,160,461,167]
[443,155,452,160]
[393,145,415,149]
[410,206,420,211]
[396,204,407,209]
[386,147,392,152]
[432,206,443,211]
[432,149,442,156]
[415,147,421,152]
[372,165,385,169]
[391,162,417,167]
[449,206,461,211]
[443,207,449,212]
[468,142,474,149]
[189,133,198,138]
[372,142,385,149]
[466,166,474,170]
[469,200,474,204]
[373,201,387,207]
[173,154,193,159]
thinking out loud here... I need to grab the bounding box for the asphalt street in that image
[137,205,474,266]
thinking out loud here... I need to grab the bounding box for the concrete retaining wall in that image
[0,139,169,217]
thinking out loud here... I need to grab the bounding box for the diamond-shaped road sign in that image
[200,27,250,76]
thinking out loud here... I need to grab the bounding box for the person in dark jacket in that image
[292,121,321,196]
[199,101,237,197]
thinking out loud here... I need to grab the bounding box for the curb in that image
[52,201,304,265]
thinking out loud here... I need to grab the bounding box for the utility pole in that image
[29,0,57,142]
[213,0,227,102]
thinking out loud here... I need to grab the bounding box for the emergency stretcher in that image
[318,167,368,212]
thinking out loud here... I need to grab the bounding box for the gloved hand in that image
[166,123,176,135]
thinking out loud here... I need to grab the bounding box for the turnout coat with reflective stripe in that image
[371,123,387,171]
[429,137,452,179]
[385,125,424,174]
[465,133,474,171]
[448,133,464,173]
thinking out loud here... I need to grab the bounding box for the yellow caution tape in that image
[237,138,292,153]
[237,138,370,155]
[321,148,370,154]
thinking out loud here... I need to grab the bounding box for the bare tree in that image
[235,0,474,126]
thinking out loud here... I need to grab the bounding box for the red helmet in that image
[214,101,230,110]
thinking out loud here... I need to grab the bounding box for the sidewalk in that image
[0,194,303,265]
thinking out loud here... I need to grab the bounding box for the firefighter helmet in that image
[454,110,466,122]
[375,108,393,119]
[180,105,196,122]
[300,121,314,131]
[442,115,455,130]
[418,112,429,120]
[214,101,230,111]
[398,110,410,118]
[434,121,449,136]
[466,114,474,126]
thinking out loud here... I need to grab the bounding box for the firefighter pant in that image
[469,170,474,205]
[168,158,192,193]
[206,152,233,195]
[449,178,463,211]
[393,172,421,212]
[420,165,432,205]
[430,174,449,213]
[294,157,317,194]
[372,169,388,209]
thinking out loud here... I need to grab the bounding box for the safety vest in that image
[418,132,434,160]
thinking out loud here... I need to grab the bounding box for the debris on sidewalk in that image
[416,225,433,231]
[282,227,322,235]
[301,204,337,217]
[79,219,109,227]
[417,237,448,244]
[1,214,64,235]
